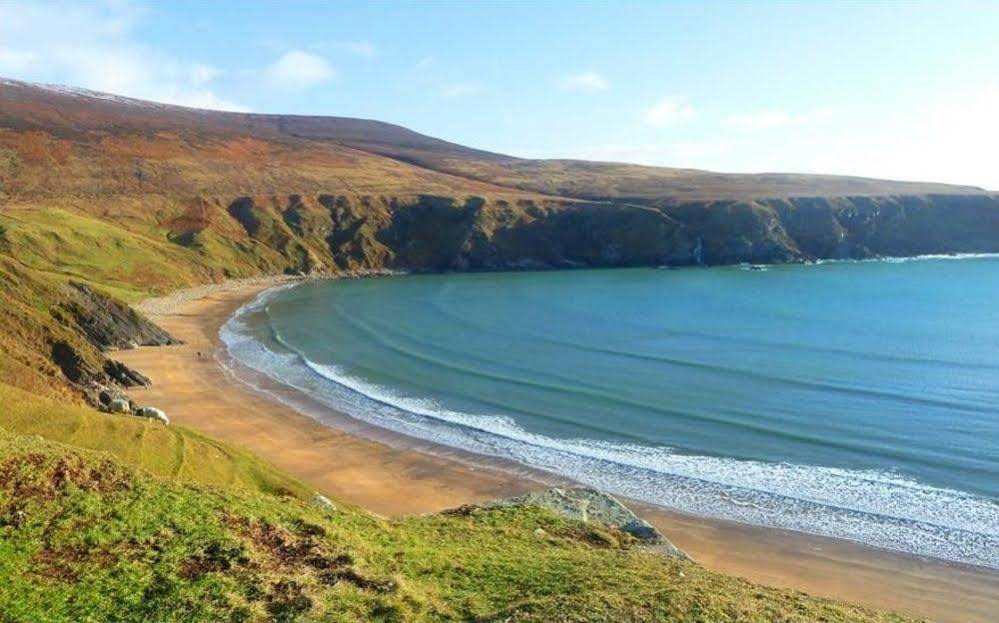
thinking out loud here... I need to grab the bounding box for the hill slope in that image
[1,77,985,201]
[0,432,920,623]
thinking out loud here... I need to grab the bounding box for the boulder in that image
[482,487,688,559]
[135,406,168,425]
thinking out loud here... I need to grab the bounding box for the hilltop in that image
[0,77,984,201]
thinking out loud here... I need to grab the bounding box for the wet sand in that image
[115,280,999,623]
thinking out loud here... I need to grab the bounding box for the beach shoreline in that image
[114,278,999,623]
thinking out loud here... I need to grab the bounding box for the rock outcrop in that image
[57,281,177,351]
[470,487,688,559]
[43,282,174,408]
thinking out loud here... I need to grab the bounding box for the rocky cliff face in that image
[179,192,999,274]
[56,282,177,351]
[658,193,999,265]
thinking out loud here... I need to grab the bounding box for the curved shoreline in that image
[115,278,999,623]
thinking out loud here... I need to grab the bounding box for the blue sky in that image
[1,1,998,189]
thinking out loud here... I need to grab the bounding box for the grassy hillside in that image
[0,433,920,623]
[0,78,982,202]
[0,383,309,498]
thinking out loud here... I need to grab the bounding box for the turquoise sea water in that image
[222,258,999,568]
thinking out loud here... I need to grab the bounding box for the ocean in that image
[220,257,999,568]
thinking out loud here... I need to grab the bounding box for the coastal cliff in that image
[163,191,999,272]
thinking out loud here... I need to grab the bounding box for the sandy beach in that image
[115,279,999,623]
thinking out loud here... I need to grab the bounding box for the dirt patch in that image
[178,541,246,580]
[265,580,312,622]
[29,544,122,582]
[0,452,131,501]
[225,514,394,594]
[548,523,634,549]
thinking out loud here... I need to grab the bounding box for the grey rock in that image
[62,281,177,351]
[483,487,688,559]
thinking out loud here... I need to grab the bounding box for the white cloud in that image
[560,72,609,92]
[726,108,833,131]
[413,56,434,72]
[644,96,696,126]
[441,83,481,98]
[0,0,249,111]
[264,50,334,89]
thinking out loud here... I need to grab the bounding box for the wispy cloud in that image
[726,108,834,131]
[644,96,696,126]
[413,56,434,72]
[441,83,481,98]
[264,50,335,89]
[560,72,609,92]
[0,0,249,111]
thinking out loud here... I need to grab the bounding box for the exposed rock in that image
[57,281,177,351]
[103,359,150,388]
[481,487,688,559]
[244,192,999,273]
[50,340,95,385]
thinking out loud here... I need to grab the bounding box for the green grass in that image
[0,206,195,302]
[0,432,919,623]
[0,383,310,499]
